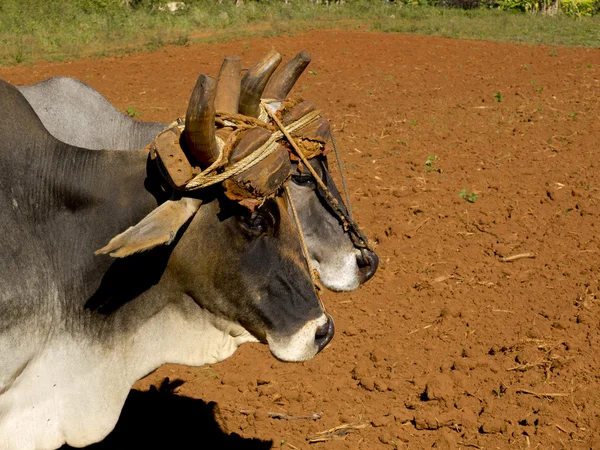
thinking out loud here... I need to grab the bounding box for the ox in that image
[1,51,376,450]
[18,52,378,292]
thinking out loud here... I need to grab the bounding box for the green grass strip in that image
[0,0,598,66]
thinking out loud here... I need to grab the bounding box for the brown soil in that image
[3,30,600,449]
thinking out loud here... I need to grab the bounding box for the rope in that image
[150,100,370,304]
[157,102,372,253]
[262,101,373,252]
[184,110,322,191]
[330,131,354,220]
[285,185,325,307]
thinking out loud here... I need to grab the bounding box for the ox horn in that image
[215,56,242,114]
[263,50,312,101]
[184,74,220,169]
[239,49,282,118]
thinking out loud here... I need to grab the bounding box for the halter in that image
[149,99,373,298]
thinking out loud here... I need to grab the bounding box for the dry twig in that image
[408,324,432,335]
[404,218,431,239]
[240,410,321,421]
[506,361,549,372]
[457,443,483,449]
[270,412,321,421]
[306,422,369,443]
[499,252,536,262]
[515,388,569,399]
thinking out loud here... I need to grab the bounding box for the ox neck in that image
[11,140,178,327]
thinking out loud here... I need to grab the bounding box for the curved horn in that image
[184,74,220,169]
[239,49,282,118]
[215,56,241,114]
[263,50,312,101]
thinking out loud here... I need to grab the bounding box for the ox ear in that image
[95,197,202,258]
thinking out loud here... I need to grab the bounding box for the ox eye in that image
[241,212,269,237]
[292,174,315,188]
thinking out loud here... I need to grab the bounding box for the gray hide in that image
[0,77,332,450]
[18,77,167,150]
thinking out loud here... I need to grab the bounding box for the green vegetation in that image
[125,107,140,117]
[497,0,598,16]
[459,188,478,203]
[0,0,599,65]
[425,155,442,173]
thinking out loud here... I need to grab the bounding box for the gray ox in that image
[18,51,378,292]
[0,51,373,449]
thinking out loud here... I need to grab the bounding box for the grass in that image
[0,0,599,65]
[425,155,442,173]
[125,107,140,118]
[459,188,479,203]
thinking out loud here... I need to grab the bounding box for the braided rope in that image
[330,131,354,220]
[184,110,322,191]
[285,185,324,302]
[262,101,373,252]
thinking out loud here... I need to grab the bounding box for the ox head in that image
[235,50,379,292]
[96,67,335,362]
[96,51,377,362]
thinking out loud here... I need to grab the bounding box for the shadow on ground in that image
[61,379,272,450]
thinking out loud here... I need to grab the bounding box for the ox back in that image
[17,77,166,150]
[0,78,174,449]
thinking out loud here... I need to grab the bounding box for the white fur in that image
[0,299,257,450]
[287,184,362,292]
[311,250,361,292]
[266,314,328,362]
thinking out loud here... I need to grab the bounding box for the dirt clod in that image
[423,374,455,405]
[480,419,507,434]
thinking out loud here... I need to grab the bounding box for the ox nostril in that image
[315,314,335,352]
[357,249,379,283]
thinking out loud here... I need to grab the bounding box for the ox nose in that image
[315,314,335,352]
[357,249,379,283]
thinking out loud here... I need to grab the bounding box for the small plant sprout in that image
[459,188,478,203]
[425,155,441,173]
[494,92,503,102]
[125,107,140,118]
[570,112,578,119]
[310,70,318,76]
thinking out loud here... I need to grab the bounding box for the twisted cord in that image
[183,110,321,191]
[285,185,324,302]
[330,131,354,220]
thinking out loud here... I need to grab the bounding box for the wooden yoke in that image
[151,124,194,190]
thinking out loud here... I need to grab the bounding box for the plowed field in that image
[3,29,600,449]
